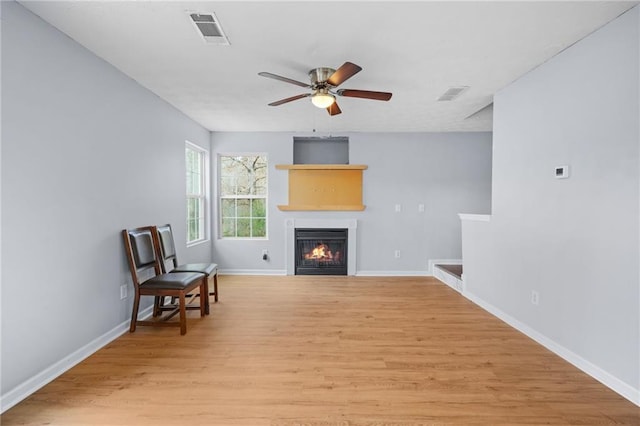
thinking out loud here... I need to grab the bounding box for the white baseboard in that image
[221,269,432,277]
[356,270,430,277]
[463,289,640,407]
[219,269,286,276]
[0,306,154,414]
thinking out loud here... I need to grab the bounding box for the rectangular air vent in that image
[437,86,469,101]
[189,12,230,45]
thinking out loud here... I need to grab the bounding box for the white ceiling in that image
[19,1,637,133]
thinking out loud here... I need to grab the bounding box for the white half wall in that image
[1,1,211,409]
[461,6,640,403]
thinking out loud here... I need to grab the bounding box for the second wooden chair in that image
[155,224,219,315]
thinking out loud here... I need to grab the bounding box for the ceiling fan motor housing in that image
[309,67,336,89]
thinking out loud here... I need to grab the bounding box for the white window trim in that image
[217,152,268,240]
[186,141,210,247]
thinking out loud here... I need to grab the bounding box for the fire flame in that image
[305,244,333,260]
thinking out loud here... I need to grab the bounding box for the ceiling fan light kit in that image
[259,62,392,116]
[311,90,335,109]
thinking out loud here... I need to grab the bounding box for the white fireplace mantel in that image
[285,219,357,275]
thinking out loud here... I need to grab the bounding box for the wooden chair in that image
[155,224,219,315]
[122,226,206,335]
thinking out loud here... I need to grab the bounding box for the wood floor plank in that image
[1,275,638,425]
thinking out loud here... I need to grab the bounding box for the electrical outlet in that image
[531,290,539,305]
[395,204,402,213]
[120,284,127,300]
[555,165,570,179]
[394,250,401,258]
[418,204,425,212]
[262,249,269,261]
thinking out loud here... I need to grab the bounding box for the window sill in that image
[187,239,210,248]
[219,237,268,241]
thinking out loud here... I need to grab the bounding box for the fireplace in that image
[285,219,357,275]
[295,228,348,275]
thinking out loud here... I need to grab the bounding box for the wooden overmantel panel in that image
[276,164,367,211]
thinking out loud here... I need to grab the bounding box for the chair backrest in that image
[122,226,162,286]
[156,224,179,272]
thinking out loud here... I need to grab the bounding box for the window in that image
[186,142,208,245]
[219,154,267,238]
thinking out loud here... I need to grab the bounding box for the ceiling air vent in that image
[437,86,469,101]
[189,12,230,45]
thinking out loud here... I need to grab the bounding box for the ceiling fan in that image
[258,62,392,116]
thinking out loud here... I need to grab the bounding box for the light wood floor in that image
[2,276,638,425]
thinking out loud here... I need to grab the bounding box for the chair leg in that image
[211,273,219,302]
[153,296,162,317]
[200,279,206,317]
[130,294,140,333]
[203,275,210,315]
[179,293,187,335]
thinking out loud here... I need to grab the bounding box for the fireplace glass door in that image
[295,228,347,275]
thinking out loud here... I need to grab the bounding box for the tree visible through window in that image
[219,155,267,238]
[186,143,207,244]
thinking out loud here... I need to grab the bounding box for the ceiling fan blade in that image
[268,93,311,106]
[327,62,362,87]
[258,72,310,88]
[327,102,342,116]
[337,89,392,101]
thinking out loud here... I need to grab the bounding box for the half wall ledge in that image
[459,213,491,222]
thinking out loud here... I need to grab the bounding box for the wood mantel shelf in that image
[276,164,368,211]
[278,204,366,211]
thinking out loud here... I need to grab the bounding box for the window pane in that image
[237,199,250,217]
[186,149,203,194]
[187,171,200,195]
[252,219,266,237]
[221,198,235,217]
[192,152,202,175]
[251,199,265,217]
[188,198,200,220]
[237,218,251,237]
[188,218,198,242]
[253,181,267,196]
[187,197,195,220]
[220,176,236,196]
[237,174,253,195]
[187,198,202,241]
[222,218,236,237]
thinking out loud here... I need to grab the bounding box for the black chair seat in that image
[172,263,218,276]
[141,272,204,290]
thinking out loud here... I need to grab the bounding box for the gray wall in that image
[462,6,639,398]
[211,132,492,274]
[1,1,211,400]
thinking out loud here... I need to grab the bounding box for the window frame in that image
[185,141,209,247]
[217,153,268,240]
